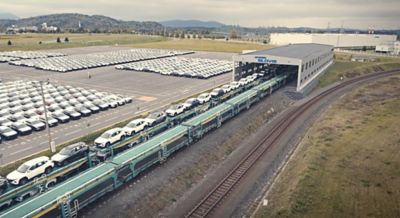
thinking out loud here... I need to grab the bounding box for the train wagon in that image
[182,103,234,139]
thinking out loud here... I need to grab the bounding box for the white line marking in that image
[65,129,81,136]
[10,146,32,156]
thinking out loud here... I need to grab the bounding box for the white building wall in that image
[376,44,394,53]
[269,33,312,45]
[270,33,397,48]
[394,42,400,55]
[297,48,334,91]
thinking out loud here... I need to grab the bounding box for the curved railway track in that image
[186,69,400,218]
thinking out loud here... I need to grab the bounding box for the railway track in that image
[186,69,400,218]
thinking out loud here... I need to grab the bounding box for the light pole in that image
[39,80,56,153]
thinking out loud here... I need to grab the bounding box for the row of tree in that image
[4,37,70,46]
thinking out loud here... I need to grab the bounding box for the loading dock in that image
[233,43,334,93]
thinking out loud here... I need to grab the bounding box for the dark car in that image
[183,98,200,109]
[51,142,89,166]
[144,112,166,127]
[210,88,225,98]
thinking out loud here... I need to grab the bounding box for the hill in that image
[0,12,19,20]
[0,13,162,32]
[160,19,225,28]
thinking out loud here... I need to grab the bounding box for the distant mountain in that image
[160,20,225,28]
[0,12,19,20]
[0,13,162,32]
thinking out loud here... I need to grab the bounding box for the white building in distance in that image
[270,33,397,48]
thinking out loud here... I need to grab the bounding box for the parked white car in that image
[94,128,125,148]
[197,93,211,104]
[230,81,240,90]
[221,84,232,93]
[123,119,147,136]
[6,156,54,185]
[166,104,186,116]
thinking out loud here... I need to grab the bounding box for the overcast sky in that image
[1,0,399,29]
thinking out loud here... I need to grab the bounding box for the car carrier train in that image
[0,74,289,218]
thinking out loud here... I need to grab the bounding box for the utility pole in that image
[39,80,56,153]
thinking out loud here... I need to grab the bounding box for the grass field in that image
[255,75,400,218]
[0,33,166,51]
[129,38,273,53]
[0,34,272,53]
[316,52,400,89]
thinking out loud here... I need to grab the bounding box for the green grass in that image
[316,52,400,89]
[129,38,273,53]
[255,75,400,218]
[0,34,272,53]
[0,33,167,51]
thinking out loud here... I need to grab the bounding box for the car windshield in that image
[148,113,160,119]
[3,128,12,133]
[101,132,112,138]
[199,94,209,98]
[59,147,72,155]
[127,122,139,128]
[15,124,25,128]
[170,105,180,110]
[17,164,30,173]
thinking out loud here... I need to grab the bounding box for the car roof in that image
[105,128,122,133]
[66,142,87,149]
[23,156,49,166]
[129,118,145,124]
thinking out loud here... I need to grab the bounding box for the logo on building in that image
[255,56,277,64]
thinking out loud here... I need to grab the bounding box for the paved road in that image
[0,47,234,165]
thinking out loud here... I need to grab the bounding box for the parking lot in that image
[0,46,234,165]
[116,56,232,78]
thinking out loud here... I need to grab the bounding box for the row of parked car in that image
[92,72,264,150]
[0,51,65,61]
[116,57,232,79]
[0,56,19,63]
[9,49,193,72]
[0,80,132,142]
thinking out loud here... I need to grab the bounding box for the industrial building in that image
[233,43,334,93]
[270,33,397,48]
[376,41,400,55]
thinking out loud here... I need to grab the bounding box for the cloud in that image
[0,0,399,29]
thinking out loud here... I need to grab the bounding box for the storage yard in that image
[8,49,193,72]
[116,57,232,78]
[0,80,132,141]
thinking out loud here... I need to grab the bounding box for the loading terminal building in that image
[233,43,334,93]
